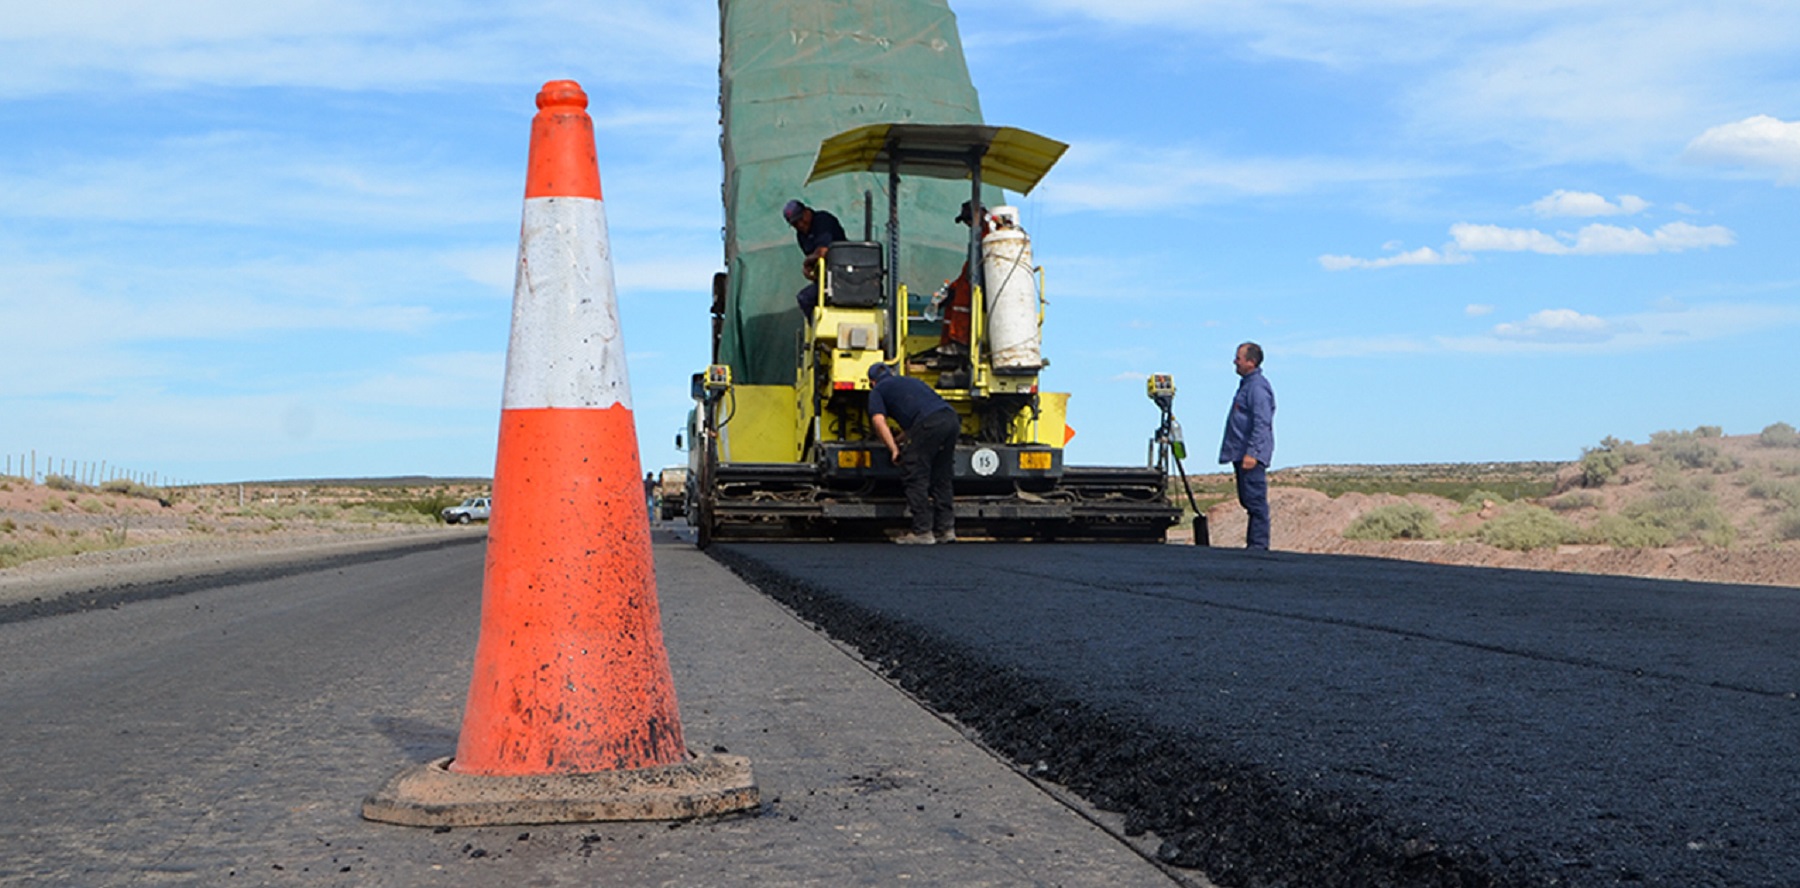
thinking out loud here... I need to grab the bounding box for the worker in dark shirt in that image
[783,199,847,314]
[867,363,959,544]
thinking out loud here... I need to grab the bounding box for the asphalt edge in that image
[704,543,1527,888]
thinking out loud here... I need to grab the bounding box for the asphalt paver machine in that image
[681,0,1178,545]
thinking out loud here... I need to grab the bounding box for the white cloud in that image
[0,130,512,230]
[1043,141,1436,212]
[1013,1,1800,166]
[1012,0,1583,67]
[1465,303,1494,316]
[1448,220,1733,256]
[0,1,718,97]
[1449,223,1568,254]
[1577,220,1735,253]
[1446,302,1800,353]
[1528,190,1649,217]
[1288,301,1800,357]
[1325,217,1732,269]
[1318,245,1468,271]
[1684,115,1800,184]
[1492,308,1611,342]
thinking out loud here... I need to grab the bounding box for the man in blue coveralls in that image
[868,363,959,545]
[1219,342,1276,549]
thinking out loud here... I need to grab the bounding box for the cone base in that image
[361,754,758,827]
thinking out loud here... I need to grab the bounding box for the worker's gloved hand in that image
[924,283,950,322]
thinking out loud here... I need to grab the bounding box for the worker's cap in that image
[954,200,983,224]
[782,200,807,223]
[867,363,894,382]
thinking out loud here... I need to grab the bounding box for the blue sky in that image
[3,1,1798,484]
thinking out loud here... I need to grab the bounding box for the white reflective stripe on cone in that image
[502,196,632,412]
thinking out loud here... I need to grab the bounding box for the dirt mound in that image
[1197,433,1800,589]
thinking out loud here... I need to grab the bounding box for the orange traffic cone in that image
[363,80,756,826]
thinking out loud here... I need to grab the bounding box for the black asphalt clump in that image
[0,534,485,626]
[710,545,1524,888]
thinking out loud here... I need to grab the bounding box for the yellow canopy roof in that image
[806,124,1068,194]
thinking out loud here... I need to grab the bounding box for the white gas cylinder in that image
[979,208,1042,371]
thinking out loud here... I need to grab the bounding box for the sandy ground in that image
[1194,487,1800,588]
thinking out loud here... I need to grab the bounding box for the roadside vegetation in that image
[1343,502,1440,541]
[1326,424,1800,551]
[1,477,489,569]
[1278,465,1558,503]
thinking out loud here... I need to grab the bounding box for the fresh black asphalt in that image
[711,543,1800,888]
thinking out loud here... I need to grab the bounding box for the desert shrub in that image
[0,532,129,569]
[1458,490,1509,512]
[1343,503,1440,541]
[1614,438,1648,465]
[1746,477,1800,510]
[1546,490,1601,511]
[1650,464,1703,491]
[1477,505,1577,551]
[99,479,165,501]
[44,474,86,492]
[1582,513,1676,548]
[1658,438,1722,470]
[1760,422,1800,448]
[245,503,342,522]
[44,499,63,513]
[368,492,463,520]
[1622,485,1737,547]
[1579,447,1626,487]
[341,504,436,526]
[78,498,106,514]
[1644,426,1740,472]
[1777,509,1800,542]
[1,518,14,533]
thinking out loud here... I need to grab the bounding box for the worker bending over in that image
[868,363,959,545]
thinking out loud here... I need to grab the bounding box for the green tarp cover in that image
[719,0,1002,385]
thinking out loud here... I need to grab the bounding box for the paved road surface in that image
[8,531,1797,886]
[714,543,1800,887]
[0,535,1177,887]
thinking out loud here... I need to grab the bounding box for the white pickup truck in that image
[441,497,492,524]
